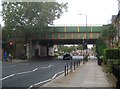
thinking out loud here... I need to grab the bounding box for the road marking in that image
[40,65,53,69]
[52,71,64,79]
[32,68,38,72]
[16,71,32,75]
[10,65,17,67]
[48,65,52,67]
[52,74,57,79]
[28,85,33,89]
[34,78,52,86]
[0,74,15,81]
[28,78,52,89]
[1,65,54,81]
[28,70,64,89]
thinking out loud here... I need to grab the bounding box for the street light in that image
[78,13,87,49]
[78,13,88,64]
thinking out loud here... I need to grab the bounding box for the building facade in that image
[112,11,120,48]
[111,0,120,48]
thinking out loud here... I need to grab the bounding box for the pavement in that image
[42,59,115,88]
[12,59,28,63]
[2,58,28,63]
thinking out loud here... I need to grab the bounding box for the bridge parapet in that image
[32,26,102,40]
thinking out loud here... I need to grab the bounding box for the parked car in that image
[63,53,72,60]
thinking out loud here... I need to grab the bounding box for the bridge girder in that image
[32,39,97,45]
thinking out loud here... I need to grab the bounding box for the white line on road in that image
[27,85,33,89]
[32,68,38,72]
[10,65,17,67]
[27,79,52,89]
[34,78,52,86]
[16,71,32,75]
[0,74,15,81]
[1,65,54,81]
[48,65,53,67]
[28,70,64,89]
[40,65,54,69]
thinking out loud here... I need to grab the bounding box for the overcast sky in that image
[54,0,119,26]
[0,0,119,27]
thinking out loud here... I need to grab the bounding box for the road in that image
[1,56,83,89]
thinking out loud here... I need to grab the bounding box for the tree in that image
[101,24,117,48]
[77,45,83,50]
[2,2,68,33]
[96,37,107,56]
[2,2,68,58]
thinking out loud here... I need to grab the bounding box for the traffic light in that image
[9,42,13,46]
[82,41,87,49]
[9,42,15,49]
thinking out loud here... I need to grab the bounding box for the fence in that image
[111,64,120,89]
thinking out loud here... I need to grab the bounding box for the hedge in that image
[104,48,120,59]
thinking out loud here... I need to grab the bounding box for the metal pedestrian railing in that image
[111,64,120,89]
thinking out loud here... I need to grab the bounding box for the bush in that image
[104,48,120,59]
[96,38,107,56]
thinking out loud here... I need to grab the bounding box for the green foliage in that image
[113,60,120,65]
[96,37,107,56]
[2,2,68,33]
[106,61,112,73]
[57,45,78,55]
[2,27,16,40]
[77,45,82,50]
[104,48,120,59]
[101,24,117,48]
[102,24,116,40]
[62,46,73,53]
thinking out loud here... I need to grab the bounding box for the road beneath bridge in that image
[2,56,84,88]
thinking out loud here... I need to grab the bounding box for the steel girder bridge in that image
[32,25,103,45]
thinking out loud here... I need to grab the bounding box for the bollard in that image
[77,61,78,67]
[65,65,66,76]
[79,60,80,66]
[67,64,69,75]
[70,62,72,72]
[74,62,75,70]
[83,59,85,64]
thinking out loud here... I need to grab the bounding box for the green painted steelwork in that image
[66,27,78,32]
[60,33,65,39]
[73,33,78,39]
[92,33,98,39]
[33,26,102,39]
[45,26,102,33]
[66,33,71,39]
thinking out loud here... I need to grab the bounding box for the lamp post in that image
[78,13,88,49]
[78,13,88,63]
[85,14,87,42]
[24,44,26,56]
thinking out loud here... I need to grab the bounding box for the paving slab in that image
[42,60,114,88]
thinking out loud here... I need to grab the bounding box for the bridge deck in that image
[33,26,102,40]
